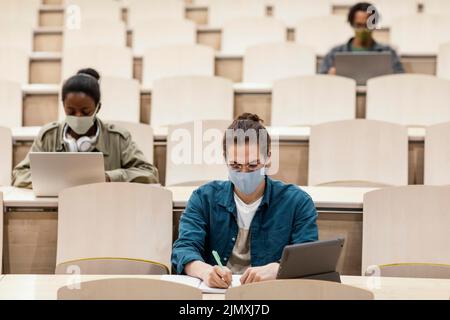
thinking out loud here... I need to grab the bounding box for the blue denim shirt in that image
[319,38,405,74]
[172,177,318,274]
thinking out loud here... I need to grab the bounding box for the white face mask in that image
[65,104,99,135]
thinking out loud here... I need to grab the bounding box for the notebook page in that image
[199,275,242,294]
[160,275,201,288]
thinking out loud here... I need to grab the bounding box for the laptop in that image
[277,238,345,283]
[335,52,393,85]
[30,152,106,197]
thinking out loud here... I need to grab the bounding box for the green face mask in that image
[65,104,99,135]
[355,28,372,44]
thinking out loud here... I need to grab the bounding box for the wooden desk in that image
[12,125,427,186]
[1,186,372,276]
[0,274,449,300]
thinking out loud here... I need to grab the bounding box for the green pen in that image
[212,250,223,267]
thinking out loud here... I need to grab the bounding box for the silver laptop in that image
[277,238,345,282]
[335,52,393,85]
[30,152,106,197]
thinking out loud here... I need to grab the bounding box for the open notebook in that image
[161,275,242,294]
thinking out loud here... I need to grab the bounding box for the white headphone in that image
[63,124,99,152]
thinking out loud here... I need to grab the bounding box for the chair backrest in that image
[62,46,133,80]
[295,15,354,56]
[64,0,123,22]
[243,43,316,83]
[57,183,173,270]
[365,263,450,279]
[225,279,374,300]
[109,121,154,163]
[437,42,450,80]
[308,119,408,187]
[0,47,29,85]
[0,81,22,128]
[0,23,34,53]
[372,0,419,28]
[208,0,267,28]
[57,278,203,300]
[55,258,168,275]
[272,0,332,27]
[151,76,234,127]
[165,120,230,186]
[127,0,185,28]
[366,74,450,126]
[0,0,40,28]
[424,122,450,185]
[362,186,450,273]
[142,45,215,87]
[99,77,140,123]
[132,19,197,56]
[63,20,127,49]
[422,0,450,15]
[0,127,12,186]
[221,18,287,55]
[272,75,356,126]
[390,14,450,55]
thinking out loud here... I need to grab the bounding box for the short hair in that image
[62,68,101,105]
[347,2,379,26]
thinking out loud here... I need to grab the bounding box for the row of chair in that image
[3,119,450,187]
[3,182,449,279]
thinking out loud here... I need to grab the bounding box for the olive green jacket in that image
[12,119,159,188]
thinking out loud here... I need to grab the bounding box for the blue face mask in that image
[228,167,265,195]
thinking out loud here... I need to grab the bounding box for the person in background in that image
[12,68,159,188]
[319,2,404,74]
[172,113,318,288]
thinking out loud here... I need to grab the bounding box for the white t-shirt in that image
[234,193,263,230]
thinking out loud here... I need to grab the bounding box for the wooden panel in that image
[234,93,271,124]
[356,92,366,119]
[409,141,424,185]
[30,61,61,84]
[373,29,390,44]
[13,143,33,167]
[402,57,437,75]
[34,33,62,52]
[140,93,151,125]
[270,142,308,186]
[133,57,143,82]
[197,30,221,51]
[43,0,62,4]
[215,57,243,82]
[40,11,64,28]
[3,211,58,274]
[154,144,167,186]
[186,8,208,26]
[23,95,59,126]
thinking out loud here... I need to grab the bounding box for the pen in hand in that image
[212,250,232,288]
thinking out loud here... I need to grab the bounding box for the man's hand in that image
[240,263,280,285]
[202,265,233,289]
[105,174,111,182]
[328,67,337,75]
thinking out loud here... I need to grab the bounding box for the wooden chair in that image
[363,186,450,275]
[243,43,316,84]
[390,14,450,55]
[208,0,266,28]
[0,81,22,128]
[272,75,356,126]
[62,46,133,80]
[308,120,408,187]
[127,0,185,29]
[133,19,196,56]
[0,47,29,85]
[295,15,353,56]
[57,278,202,300]
[367,74,450,126]
[424,122,450,185]
[225,280,374,300]
[221,18,287,55]
[437,42,450,80]
[142,44,214,87]
[272,0,332,28]
[109,121,154,163]
[56,183,173,274]
[365,263,450,279]
[151,76,234,127]
[372,0,419,28]
[64,0,122,22]
[0,127,12,186]
[63,20,126,49]
[165,120,230,186]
